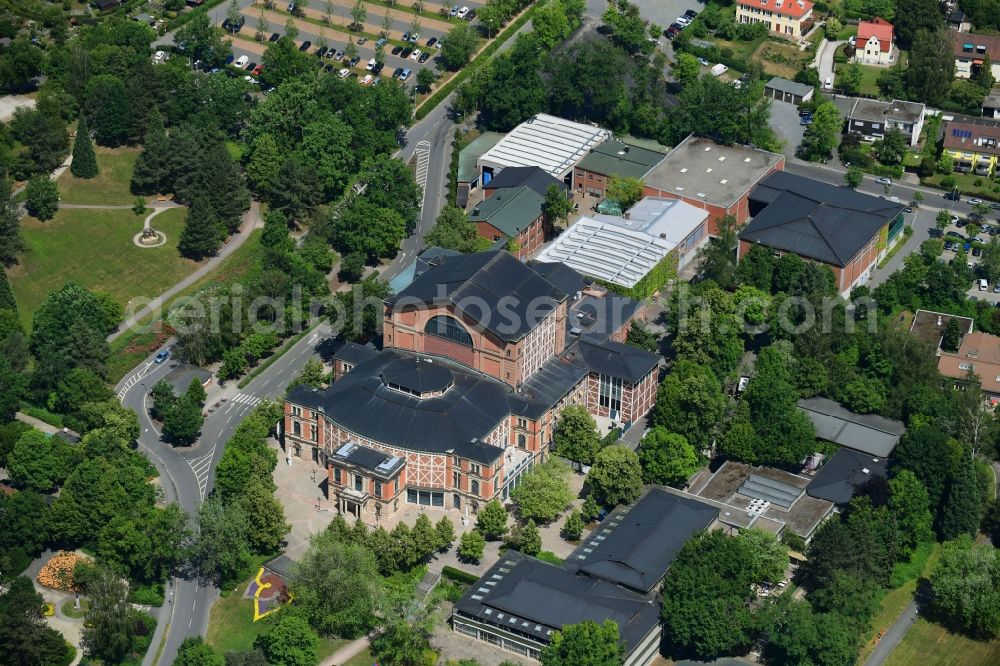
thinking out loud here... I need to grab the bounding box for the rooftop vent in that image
[697,192,706,198]
[472,207,480,215]
[675,186,685,191]
[718,155,726,161]
[720,178,729,184]
[744,157,752,163]
[704,146,712,151]
[706,167,713,173]
[680,167,688,173]
[862,467,871,474]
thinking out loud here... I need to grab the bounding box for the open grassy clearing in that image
[56,147,140,205]
[885,619,1000,666]
[7,207,197,330]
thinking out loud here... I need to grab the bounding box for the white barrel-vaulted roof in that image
[477,114,611,179]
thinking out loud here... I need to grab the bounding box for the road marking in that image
[232,393,261,406]
[117,361,154,400]
[186,452,214,500]
[414,140,430,210]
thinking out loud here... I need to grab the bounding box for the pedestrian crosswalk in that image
[232,393,262,407]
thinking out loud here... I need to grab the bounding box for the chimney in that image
[472,207,480,216]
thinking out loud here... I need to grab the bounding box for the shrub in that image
[441,565,479,585]
[128,582,165,606]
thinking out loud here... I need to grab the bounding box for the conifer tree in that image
[131,109,171,195]
[178,197,222,260]
[70,116,98,179]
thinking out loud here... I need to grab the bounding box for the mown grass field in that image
[8,207,196,330]
[57,147,141,205]
[885,620,1000,666]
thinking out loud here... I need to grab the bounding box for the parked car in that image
[316,46,328,57]
[373,62,384,74]
[427,37,438,47]
[357,37,367,45]
[974,246,983,257]
[222,17,245,33]
[824,76,832,89]
[408,33,420,43]
[799,114,813,126]
[697,56,709,66]
[270,32,280,42]
[326,48,336,58]
[348,56,360,67]
[418,51,430,63]
[401,47,414,58]
[391,45,403,55]
[684,9,698,17]
[945,241,955,251]
[392,67,404,79]
[361,74,374,85]
[155,349,170,364]
[225,54,234,64]
[994,283,1000,293]
[957,217,968,227]
[402,31,411,42]
[154,50,167,63]
[334,50,344,60]
[875,176,892,185]
[338,68,350,78]
[410,49,422,61]
[945,191,961,201]
[376,37,388,47]
[252,64,263,76]
[235,55,249,68]
[675,16,691,26]
[971,198,984,205]
[366,58,376,70]
[451,5,459,15]
[457,6,470,18]
[299,41,311,51]
[992,202,1000,209]
[399,68,412,81]
[244,75,258,84]
[245,61,256,71]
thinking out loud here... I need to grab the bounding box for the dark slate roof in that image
[528,261,586,299]
[567,489,716,593]
[574,337,659,384]
[286,351,514,463]
[388,251,567,343]
[263,554,298,581]
[453,550,660,654]
[568,293,643,343]
[332,341,379,366]
[483,166,567,196]
[53,429,81,444]
[797,396,905,457]
[380,356,454,393]
[806,447,888,505]
[515,350,590,417]
[331,441,405,478]
[741,171,904,267]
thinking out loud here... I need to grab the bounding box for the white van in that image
[979,278,989,291]
[456,6,469,18]
[824,76,832,89]
[235,55,249,68]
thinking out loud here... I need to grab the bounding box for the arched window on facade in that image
[425,315,474,347]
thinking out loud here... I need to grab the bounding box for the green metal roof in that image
[457,131,504,184]
[468,185,545,237]
[576,137,669,180]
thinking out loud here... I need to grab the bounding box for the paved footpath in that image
[864,600,918,666]
[108,200,265,342]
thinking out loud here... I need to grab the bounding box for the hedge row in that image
[442,565,480,584]
[166,0,229,32]
[414,3,537,120]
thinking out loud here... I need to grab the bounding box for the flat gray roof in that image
[644,135,784,207]
[850,98,925,124]
[797,397,905,457]
[765,76,813,98]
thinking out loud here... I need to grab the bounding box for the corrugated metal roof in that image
[478,114,611,177]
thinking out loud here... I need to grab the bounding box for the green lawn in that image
[857,543,942,665]
[922,172,1000,201]
[105,228,263,383]
[7,207,198,330]
[835,61,883,97]
[206,576,345,657]
[57,147,140,205]
[886,620,1000,666]
[343,649,375,666]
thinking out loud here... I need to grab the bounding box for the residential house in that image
[847,98,926,146]
[942,117,1000,175]
[735,0,815,40]
[854,17,895,66]
[573,136,669,198]
[284,252,659,524]
[954,32,1000,80]
[764,77,815,104]
[737,171,906,295]
[642,134,785,236]
[938,331,1000,402]
[452,490,716,665]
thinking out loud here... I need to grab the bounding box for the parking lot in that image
[224,1,488,86]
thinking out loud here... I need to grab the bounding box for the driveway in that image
[815,38,843,88]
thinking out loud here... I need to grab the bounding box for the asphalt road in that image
[120,322,331,666]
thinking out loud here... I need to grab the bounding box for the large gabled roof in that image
[741,171,904,266]
[567,489,716,593]
[388,251,567,343]
[483,165,566,196]
[469,185,546,238]
[575,337,659,384]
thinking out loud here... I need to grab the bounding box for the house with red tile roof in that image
[855,17,895,66]
[736,0,815,40]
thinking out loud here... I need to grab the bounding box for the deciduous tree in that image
[552,405,602,465]
[476,499,509,540]
[24,176,59,221]
[511,459,574,523]
[638,427,699,487]
[540,620,623,666]
[586,445,642,507]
